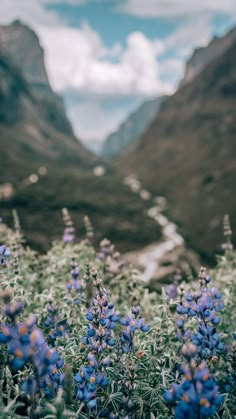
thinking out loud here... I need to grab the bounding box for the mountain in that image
[118,35,236,261]
[0,20,77,138]
[0,47,94,183]
[102,97,165,158]
[0,21,160,252]
[180,26,236,86]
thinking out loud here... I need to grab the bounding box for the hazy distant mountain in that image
[102,97,165,158]
[0,21,160,252]
[118,33,236,260]
[180,26,236,87]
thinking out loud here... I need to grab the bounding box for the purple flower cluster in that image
[66,258,85,305]
[164,343,224,418]
[166,283,178,300]
[44,303,70,346]
[75,352,109,409]
[0,244,11,265]
[40,357,64,399]
[176,273,224,359]
[81,286,119,353]
[62,208,75,243]
[120,306,150,353]
[76,278,119,408]
[97,238,125,271]
[0,302,62,398]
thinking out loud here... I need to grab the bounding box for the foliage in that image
[0,214,235,418]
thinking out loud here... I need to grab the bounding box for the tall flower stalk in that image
[164,343,224,418]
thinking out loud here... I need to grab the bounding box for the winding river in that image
[123,175,185,282]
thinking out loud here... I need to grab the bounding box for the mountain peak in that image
[0,20,49,87]
[180,25,236,87]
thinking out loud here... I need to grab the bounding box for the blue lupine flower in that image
[75,353,109,408]
[176,271,225,360]
[0,244,11,265]
[21,377,38,395]
[0,303,62,398]
[44,303,70,346]
[40,357,65,399]
[75,278,119,409]
[164,343,224,418]
[62,208,75,243]
[81,286,120,354]
[166,283,178,300]
[96,239,126,271]
[66,258,85,305]
[4,302,24,320]
[120,307,150,353]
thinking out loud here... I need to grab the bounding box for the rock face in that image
[102,97,165,158]
[0,20,49,87]
[118,35,236,261]
[0,20,74,136]
[0,47,93,183]
[180,26,236,86]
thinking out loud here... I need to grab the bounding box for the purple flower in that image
[176,271,224,360]
[66,258,85,305]
[44,304,70,346]
[0,244,11,265]
[62,208,75,243]
[0,303,63,398]
[164,343,224,418]
[120,311,150,353]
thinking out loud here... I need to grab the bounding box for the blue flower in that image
[44,304,70,346]
[164,343,224,418]
[76,280,119,409]
[62,208,75,243]
[66,258,85,305]
[81,286,119,354]
[0,244,11,265]
[120,311,150,353]
[176,271,225,360]
[0,303,63,398]
[4,302,24,320]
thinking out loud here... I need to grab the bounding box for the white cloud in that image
[38,24,171,96]
[164,16,213,58]
[0,0,171,98]
[0,0,58,26]
[119,0,236,19]
[0,0,87,26]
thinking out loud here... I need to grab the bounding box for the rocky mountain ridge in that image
[180,25,236,86]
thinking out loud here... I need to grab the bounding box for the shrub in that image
[0,214,235,418]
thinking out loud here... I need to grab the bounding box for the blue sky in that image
[1,0,236,148]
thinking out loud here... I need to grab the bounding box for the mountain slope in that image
[0,48,95,183]
[180,25,236,86]
[0,23,161,252]
[102,97,165,158]
[0,20,81,138]
[118,38,236,260]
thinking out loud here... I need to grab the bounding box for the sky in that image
[0,0,236,148]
